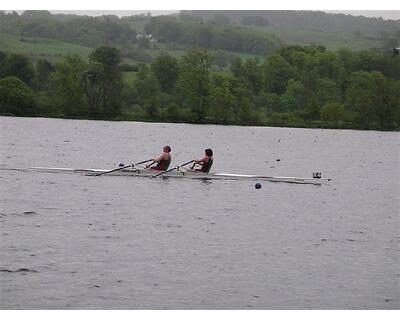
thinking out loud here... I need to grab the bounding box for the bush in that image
[0,76,36,116]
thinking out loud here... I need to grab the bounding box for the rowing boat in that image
[23,166,331,185]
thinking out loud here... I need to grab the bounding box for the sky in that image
[325,10,400,20]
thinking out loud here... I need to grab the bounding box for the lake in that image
[0,116,398,309]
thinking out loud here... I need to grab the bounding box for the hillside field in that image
[0,32,93,61]
[250,26,383,51]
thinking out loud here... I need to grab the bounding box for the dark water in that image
[0,116,399,309]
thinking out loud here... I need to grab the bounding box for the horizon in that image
[5,10,400,20]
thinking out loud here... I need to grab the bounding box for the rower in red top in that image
[148,145,172,171]
[191,148,213,173]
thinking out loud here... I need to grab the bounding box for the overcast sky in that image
[325,10,400,20]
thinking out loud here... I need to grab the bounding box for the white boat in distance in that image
[25,166,332,185]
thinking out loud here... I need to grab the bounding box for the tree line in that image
[0,11,138,48]
[144,15,282,55]
[182,10,400,37]
[0,44,399,130]
[0,47,123,119]
[0,11,282,56]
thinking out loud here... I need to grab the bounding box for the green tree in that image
[144,99,161,119]
[90,46,122,69]
[306,96,320,121]
[230,57,243,77]
[286,50,310,73]
[230,57,263,93]
[0,50,7,78]
[50,54,87,117]
[81,62,104,118]
[131,64,163,119]
[163,103,189,122]
[337,49,357,75]
[89,46,123,118]
[3,53,35,85]
[316,51,343,81]
[345,71,372,128]
[133,65,161,104]
[372,75,400,129]
[283,79,309,110]
[151,54,179,92]
[354,50,382,73]
[347,88,374,129]
[379,80,400,129]
[345,70,385,129]
[315,78,341,107]
[212,50,232,69]
[264,54,295,95]
[34,59,54,90]
[241,58,264,94]
[301,56,319,91]
[321,102,346,128]
[177,49,213,122]
[229,77,254,123]
[0,76,36,116]
[210,75,236,124]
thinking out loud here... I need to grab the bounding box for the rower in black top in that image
[191,149,213,173]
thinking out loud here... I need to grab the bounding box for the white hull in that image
[25,167,331,185]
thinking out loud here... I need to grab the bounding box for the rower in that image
[148,145,172,171]
[191,148,213,173]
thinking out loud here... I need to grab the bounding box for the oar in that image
[133,159,154,167]
[145,161,155,168]
[190,162,200,169]
[95,159,152,176]
[152,160,194,178]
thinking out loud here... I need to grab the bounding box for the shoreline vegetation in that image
[0,11,399,131]
[1,45,399,131]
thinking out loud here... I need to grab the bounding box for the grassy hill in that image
[0,11,391,66]
[0,32,93,61]
[0,10,392,69]
[250,26,383,51]
[0,31,263,71]
[183,10,399,36]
